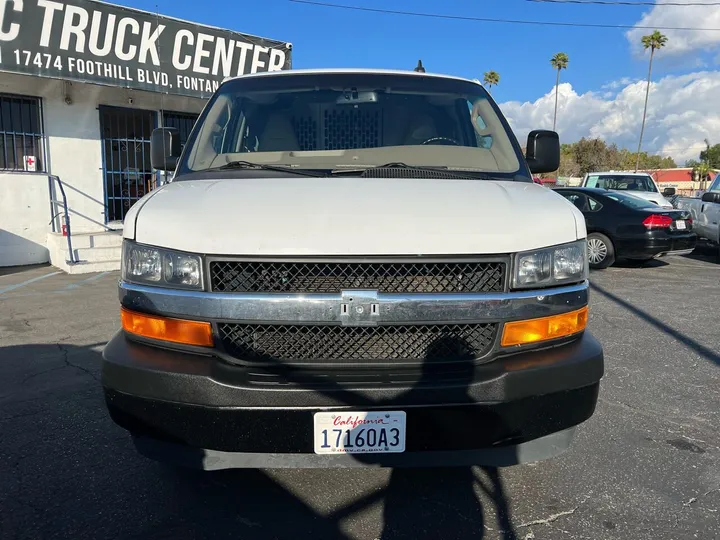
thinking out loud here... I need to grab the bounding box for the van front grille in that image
[209,260,506,294]
[217,322,498,365]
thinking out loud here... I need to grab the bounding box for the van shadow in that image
[161,464,517,539]
[318,337,519,539]
[132,334,521,539]
[2,328,523,540]
[2,331,521,538]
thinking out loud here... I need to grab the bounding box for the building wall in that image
[649,169,719,197]
[0,172,51,266]
[0,73,206,266]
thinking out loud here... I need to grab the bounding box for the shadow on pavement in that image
[610,258,669,269]
[591,282,720,367]
[682,244,720,264]
[0,262,51,277]
[0,341,520,539]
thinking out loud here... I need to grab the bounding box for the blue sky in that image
[120,0,672,102]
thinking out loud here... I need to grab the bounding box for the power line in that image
[289,0,720,30]
[528,0,720,6]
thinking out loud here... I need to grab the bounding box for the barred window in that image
[0,94,45,172]
[162,111,198,151]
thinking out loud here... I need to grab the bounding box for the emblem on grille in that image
[340,290,381,326]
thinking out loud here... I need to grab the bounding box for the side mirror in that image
[151,127,181,171]
[525,130,560,174]
[662,187,676,197]
[701,191,720,204]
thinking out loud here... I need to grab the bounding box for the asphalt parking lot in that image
[1,253,719,540]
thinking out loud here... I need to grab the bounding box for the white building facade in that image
[0,0,290,270]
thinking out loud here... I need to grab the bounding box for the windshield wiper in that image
[331,162,490,179]
[332,162,447,174]
[206,161,327,177]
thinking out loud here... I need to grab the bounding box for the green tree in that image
[550,53,569,132]
[699,141,720,168]
[685,140,719,188]
[623,150,676,171]
[635,30,668,171]
[694,161,712,187]
[483,71,500,92]
[573,138,610,176]
[557,138,676,177]
[558,147,581,178]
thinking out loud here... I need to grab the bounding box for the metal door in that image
[100,107,156,223]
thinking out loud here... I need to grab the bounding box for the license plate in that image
[676,220,686,230]
[313,411,406,454]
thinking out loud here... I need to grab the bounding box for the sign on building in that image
[0,0,292,98]
[24,155,37,171]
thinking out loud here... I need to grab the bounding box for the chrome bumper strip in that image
[119,281,589,325]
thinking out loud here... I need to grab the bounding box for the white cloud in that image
[500,71,720,165]
[626,1,720,56]
[601,77,638,91]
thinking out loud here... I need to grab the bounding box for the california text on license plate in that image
[313,411,406,454]
[676,220,686,230]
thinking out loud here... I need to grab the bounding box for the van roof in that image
[222,68,483,86]
[585,171,652,177]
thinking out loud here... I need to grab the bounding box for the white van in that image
[581,171,674,209]
[102,68,603,470]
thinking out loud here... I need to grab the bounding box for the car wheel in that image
[587,233,615,269]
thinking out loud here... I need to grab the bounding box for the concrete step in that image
[73,246,122,263]
[47,230,123,274]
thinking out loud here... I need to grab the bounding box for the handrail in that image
[48,175,76,265]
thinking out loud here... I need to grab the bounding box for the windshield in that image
[708,174,720,193]
[605,191,656,210]
[586,174,657,193]
[177,72,526,178]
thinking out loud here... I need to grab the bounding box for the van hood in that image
[126,177,584,255]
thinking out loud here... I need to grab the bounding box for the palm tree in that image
[635,30,668,171]
[483,71,500,93]
[550,53,569,132]
[693,161,711,189]
[695,138,712,189]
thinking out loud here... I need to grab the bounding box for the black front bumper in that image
[616,231,697,259]
[102,331,604,468]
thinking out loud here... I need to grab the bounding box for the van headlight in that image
[122,240,203,290]
[512,240,588,289]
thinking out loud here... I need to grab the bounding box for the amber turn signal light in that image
[501,306,588,347]
[121,308,214,347]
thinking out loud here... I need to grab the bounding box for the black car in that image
[553,187,697,269]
